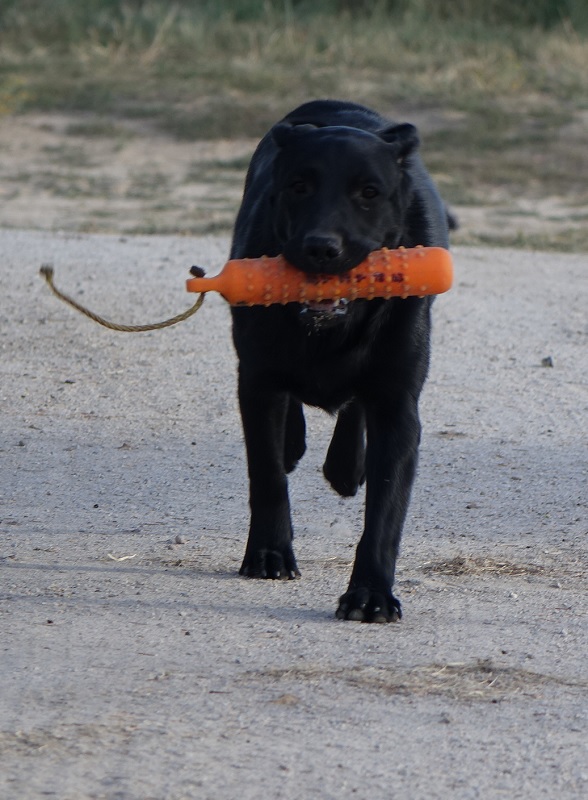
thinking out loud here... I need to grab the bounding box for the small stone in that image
[174,535,186,545]
[271,694,300,706]
[541,356,554,368]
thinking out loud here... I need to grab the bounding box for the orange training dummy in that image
[186,246,453,307]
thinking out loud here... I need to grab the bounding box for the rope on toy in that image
[39,264,205,333]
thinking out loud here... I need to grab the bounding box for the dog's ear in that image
[272,122,317,148]
[378,123,419,163]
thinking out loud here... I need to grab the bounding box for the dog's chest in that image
[280,327,372,410]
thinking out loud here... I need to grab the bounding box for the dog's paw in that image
[336,587,401,623]
[239,546,300,580]
[323,459,365,497]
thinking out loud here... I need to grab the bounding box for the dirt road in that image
[1,230,587,799]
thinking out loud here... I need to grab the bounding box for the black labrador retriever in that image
[229,99,451,622]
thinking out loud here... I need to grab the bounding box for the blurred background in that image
[0,0,586,249]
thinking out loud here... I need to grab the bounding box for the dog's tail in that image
[446,207,459,231]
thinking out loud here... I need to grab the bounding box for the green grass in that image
[42,143,93,167]
[473,228,588,252]
[2,4,586,126]
[65,119,135,138]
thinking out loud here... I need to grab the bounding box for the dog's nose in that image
[302,234,343,270]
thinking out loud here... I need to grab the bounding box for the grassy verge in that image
[1,3,587,248]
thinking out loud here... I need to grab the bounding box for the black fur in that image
[229,100,451,622]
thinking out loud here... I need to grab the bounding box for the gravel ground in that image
[1,229,587,800]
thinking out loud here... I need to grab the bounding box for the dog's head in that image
[270,122,419,277]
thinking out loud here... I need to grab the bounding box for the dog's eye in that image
[290,180,310,195]
[360,185,379,200]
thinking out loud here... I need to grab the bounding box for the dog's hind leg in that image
[323,400,366,497]
[284,397,306,474]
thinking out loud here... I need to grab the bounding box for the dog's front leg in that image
[336,396,421,622]
[238,372,300,580]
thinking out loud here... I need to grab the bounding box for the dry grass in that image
[421,556,547,578]
[421,554,587,582]
[252,658,587,702]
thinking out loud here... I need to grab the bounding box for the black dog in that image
[229,100,451,622]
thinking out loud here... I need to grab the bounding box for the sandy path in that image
[1,230,587,799]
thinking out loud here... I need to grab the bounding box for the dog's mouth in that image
[300,298,349,317]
